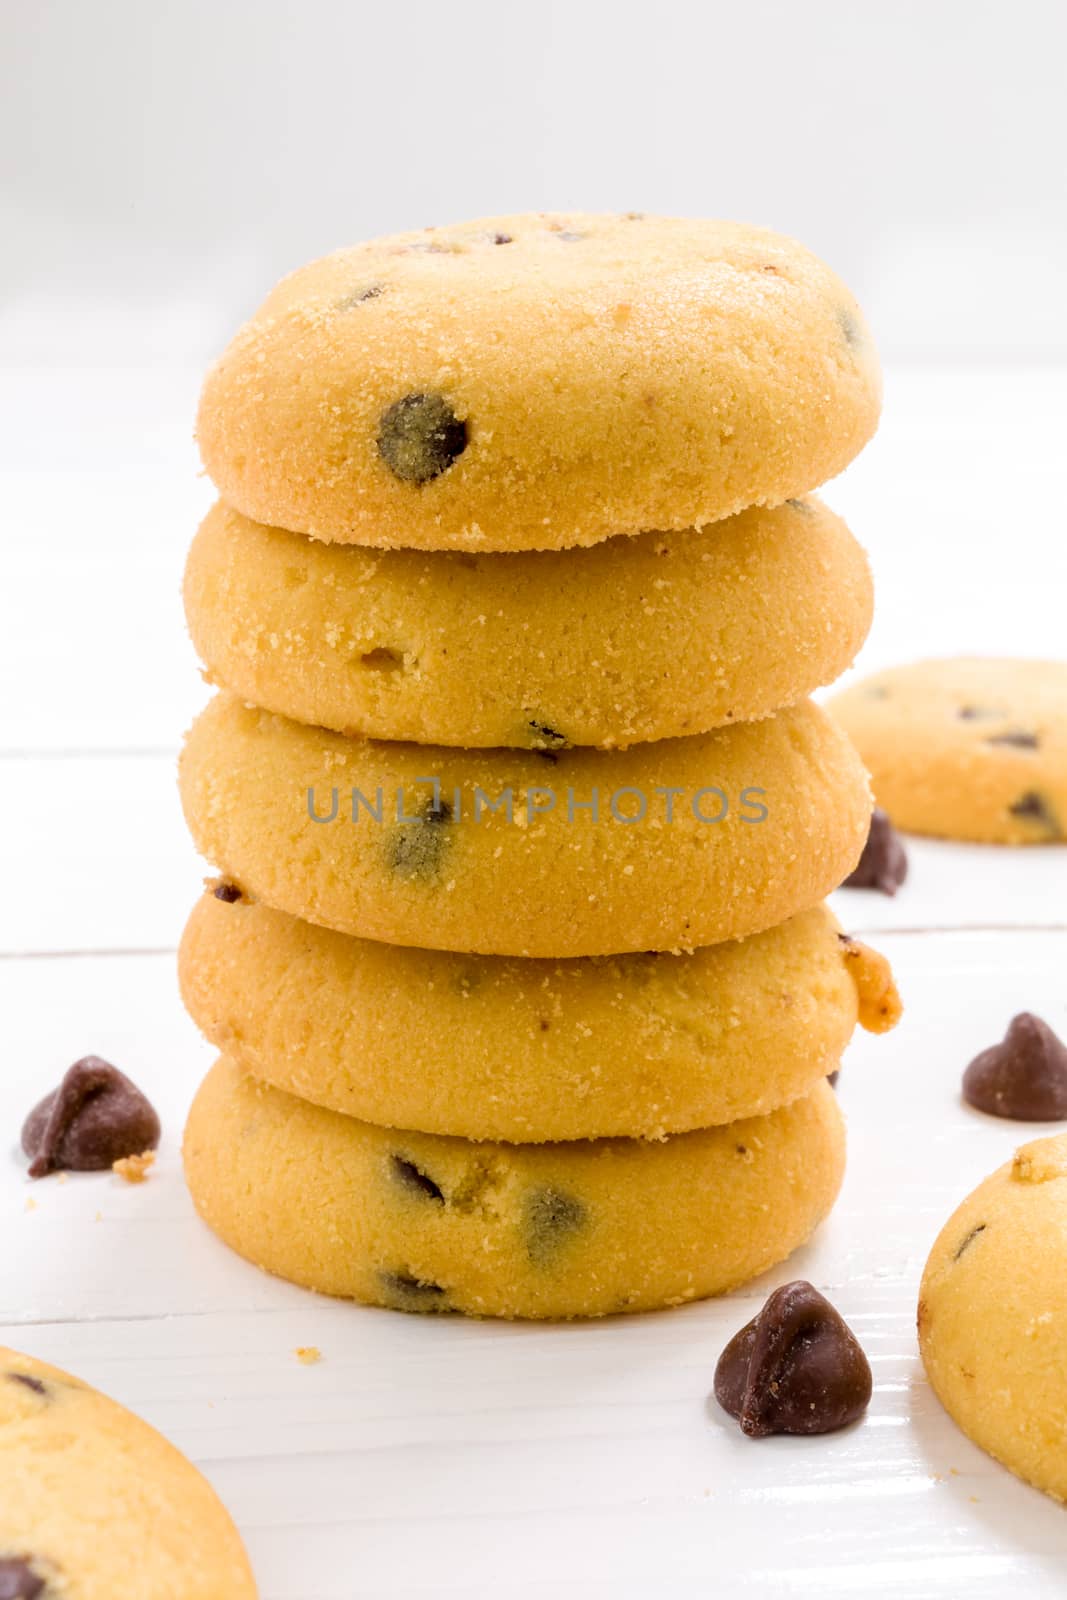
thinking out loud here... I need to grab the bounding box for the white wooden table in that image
[2,362,1067,1597]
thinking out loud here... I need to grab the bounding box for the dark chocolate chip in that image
[785,498,814,514]
[0,1559,45,1599]
[957,704,1001,721]
[841,808,908,896]
[378,1271,450,1312]
[21,1057,161,1179]
[986,730,1040,749]
[338,283,384,309]
[962,1012,1067,1120]
[827,1070,840,1089]
[837,308,863,348]
[953,1222,987,1261]
[6,1373,47,1397]
[489,232,513,245]
[1008,791,1062,835]
[384,796,453,880]
[714,1279,872,1438]
[391,1155,445,1203]
[213,881,243,903]
[378,394,467,484]
[527,719,568,749]
[523,1187,585,1265]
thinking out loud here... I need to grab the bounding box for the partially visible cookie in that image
[184,1058,845,1320]
[180,892,898,1140]
[831,658,1067,844]
[197,213,880,552]
[0,1347,257,1597]
[178,693,872,958]
[918,1133,1067,1502]
[185,496,872,748]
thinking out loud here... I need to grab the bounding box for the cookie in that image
[184,496,872,749]
[180,891,899,1140]
[197,213,880,553]
[830,658,1067,844]
[184,1058,845,1319]
[918,1133,1067,1502]
[179,693,871,958]
[0,1347,256,1597]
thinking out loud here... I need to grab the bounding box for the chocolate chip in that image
[0,1559,45,1599]
[384,796,453,880]
[957,704,1001,720]
[953,1222,987,1261]
[338,283,383,309]
[714,1280,872,1437]
[962,1012,1067,1120]
[378,1271,450,1311]
[213,881,243,903]
[841,808,908,896]
[837,308,863,348]
[527,719,567,749]
[986,730,1040,749]
[391,1155,444,1203]
[524,1187,585,1265]
[827,1070,840,1089]
[489,232,513,245]
[6,1373,47,1397]
[1009,791,1062,835]
[21,1057,161,1179]
[377,393,467,483]
[785,498,814,514]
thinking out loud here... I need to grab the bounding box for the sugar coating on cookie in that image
[919,1132,1067,1501]
[179,693,871,958]
[197,213,881,552]
[0,1348,257,1596]
[184,496,873,748]
[184,1058,845,1319]
[180,893,897,1139]
[830,657,1067,844]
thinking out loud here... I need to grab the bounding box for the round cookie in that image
[0,1347,256,1597]
[184,1058,845,1320]
[830,658,1067,845]
[184,496,873,749]
[918,1133,1067,1502]
[179,693,871,958]
[197,213,881,552]
[181,892,899,1140]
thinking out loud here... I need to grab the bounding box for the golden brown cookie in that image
[919,1133,1067,1501]
[184,1058,845,1320]
[0,1347,257,1597]
[184,496,872,748]
[831,658,1067,844]
[180,891,899,1139]
[197,213,880,552]
[178,693,871,958]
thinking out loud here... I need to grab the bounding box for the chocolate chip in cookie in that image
[385,795,453,880]
[378,1271,450,1312]
[714,1279,872,1437]
[0,1557,46,1598]
[986,730,1040,750]
[377,393,467,484]
[213,880,243,903]
[391,1155,445,1203]
[524,1187,586,1265]
[962,1013,1067,1121]
[841,807,908,896]
[21,1057,161,1179]
[1008,790,1062,836]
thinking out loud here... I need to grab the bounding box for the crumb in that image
[24,1195,37,1213]
[295,1346,322,1365]
[58,1171,69,1185]
[113,1150,156,1184]
[94,1211,103,1222]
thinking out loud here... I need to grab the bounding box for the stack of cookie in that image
[178,213,899,1319]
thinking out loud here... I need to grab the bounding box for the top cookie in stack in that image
[197,212,880,554]
[179,214,895,1320]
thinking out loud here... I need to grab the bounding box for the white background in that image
[3,3,1067,1596]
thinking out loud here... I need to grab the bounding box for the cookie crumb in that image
[113,1150,156,1184]
[295,1346,322,1365]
